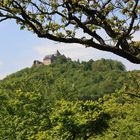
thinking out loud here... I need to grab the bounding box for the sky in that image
[0,20,140,79]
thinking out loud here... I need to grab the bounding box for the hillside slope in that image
[0,57,140,139]
[0,57,130,100]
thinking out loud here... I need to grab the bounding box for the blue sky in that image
[0,20,140,79]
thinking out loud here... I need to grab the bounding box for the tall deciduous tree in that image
[0,0,140,63]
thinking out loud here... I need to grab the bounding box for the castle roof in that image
[43,54,55,60]
[43,50,61,60]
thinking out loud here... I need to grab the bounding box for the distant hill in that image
[0,56,130,100]
[0,56,140,139]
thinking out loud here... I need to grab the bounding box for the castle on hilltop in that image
[33,50,61,66]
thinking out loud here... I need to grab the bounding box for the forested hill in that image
[0,56,129,99]
[0,56,140,140]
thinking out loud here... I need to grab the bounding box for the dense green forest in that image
[0,56,140,140]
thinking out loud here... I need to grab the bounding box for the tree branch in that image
[0,0,140,63]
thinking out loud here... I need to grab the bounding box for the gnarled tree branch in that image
[0,0,140,63]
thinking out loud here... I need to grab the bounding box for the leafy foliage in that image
[34,100,110,140]
[0,58,127,100]
[0,58,140,139]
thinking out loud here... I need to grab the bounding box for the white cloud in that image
[34,43,106,60]
[34,43,81,57]
[34,42,140,70]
